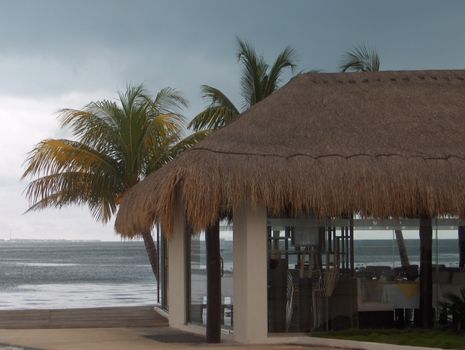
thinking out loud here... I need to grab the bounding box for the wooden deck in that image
[0,306,168,329]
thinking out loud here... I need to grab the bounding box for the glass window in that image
[188,221,234,329]
[267,216,461,332]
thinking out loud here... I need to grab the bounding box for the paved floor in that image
[0,328,336,350]
[0,306,167,329]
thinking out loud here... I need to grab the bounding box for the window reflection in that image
[188,222,234,329]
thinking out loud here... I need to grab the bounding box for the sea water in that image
[0,240,156,309]
[0,239,460,309]
[215,238,460,271]
[353,238,459,268]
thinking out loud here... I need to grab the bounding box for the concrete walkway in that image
[0,327,335,350]
[0,306,167,329]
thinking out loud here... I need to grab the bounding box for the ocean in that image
[353,238,459,268]
[0,239,460,310]
[0,240,156,310]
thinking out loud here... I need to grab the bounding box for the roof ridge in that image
[295,69,465,84]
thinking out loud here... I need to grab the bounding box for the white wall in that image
[233,203,268,343]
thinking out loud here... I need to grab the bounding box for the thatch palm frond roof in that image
[116,70,465,237]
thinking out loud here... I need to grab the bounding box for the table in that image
[382,283,419,309]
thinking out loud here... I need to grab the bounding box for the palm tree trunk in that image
[394,230,410,267]
[142,230,159,282]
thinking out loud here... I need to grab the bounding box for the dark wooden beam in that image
[161,233,168,310]
[459,226,465,270]
[156,224,160,303]
[349,217,354,275]
[419,217,433,328]
[206,220,221,343]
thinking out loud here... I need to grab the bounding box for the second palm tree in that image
[189,37,296,131]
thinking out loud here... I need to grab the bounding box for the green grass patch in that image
[311,328,465,349]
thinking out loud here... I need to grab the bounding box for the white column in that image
[167,201,187,328]
[233,203,267,343]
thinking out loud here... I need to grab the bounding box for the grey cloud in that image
[2,0,465,99]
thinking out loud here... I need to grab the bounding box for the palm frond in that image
[150,87,189,115]
[22,139,120,180]
[201,85,238,112]
[58,101,122,152]
[141,88,188,147]
[140,113,185,171]
[24,171,120,223]
[166,130,210,159]
[22,138,123,223]
[147,113,183,140]
[188,85,239,131]
[237,37,268,108]
[339,44,381,72]
[189,106,238,131]
[25,191,69,212]
[144,130,210,175]
[135,89,189,180]
[118,84,146,117]
[265,46,296,95]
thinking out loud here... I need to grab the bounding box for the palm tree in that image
[22,85,206,281]
[188,37,296,131]
[339,44,380,72]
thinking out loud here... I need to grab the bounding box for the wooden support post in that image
[349,217,354,275]
[459,226,465,270]
[156,224,160,303]
[206,220,221,343]
[326,227,330,270]
[318,226,325,269]
[419,217,433,328]
[161,233,168,310]
[345,226,349,270]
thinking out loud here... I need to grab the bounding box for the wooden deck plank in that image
[0,306,168,329]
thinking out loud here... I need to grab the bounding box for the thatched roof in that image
[116,70,465,236]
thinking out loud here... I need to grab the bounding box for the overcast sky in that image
[1,0,464,241]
